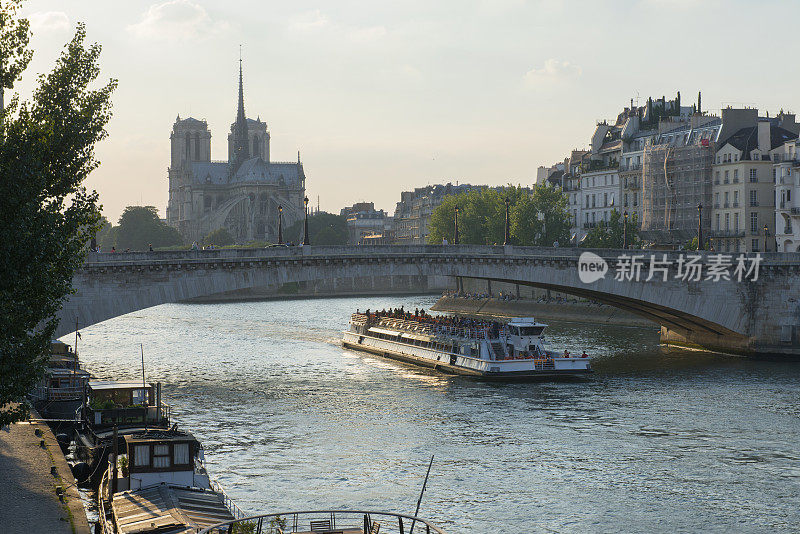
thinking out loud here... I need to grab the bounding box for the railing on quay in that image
[197,509,447,534]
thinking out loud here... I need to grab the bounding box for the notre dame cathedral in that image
[166,61,307,243]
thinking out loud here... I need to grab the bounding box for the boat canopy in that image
[368,327,402,337]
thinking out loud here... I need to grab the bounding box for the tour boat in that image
[97,428,244,533]
[343,312,592,379]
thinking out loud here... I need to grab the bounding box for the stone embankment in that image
[0,406,90,533]
[432,296,655,328]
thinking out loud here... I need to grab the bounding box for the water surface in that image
[64,296,800,533]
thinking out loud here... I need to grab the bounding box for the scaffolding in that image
[640,141,714,245]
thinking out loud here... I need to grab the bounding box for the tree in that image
[113,206,183,250]
[203,227,234,246]
[582,210,641,249]
[285,212,348,245]
[96,215,115,250]
[511,184,572,246]
[1,6,117,425]
[428,185,571,246]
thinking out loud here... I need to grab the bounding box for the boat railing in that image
[85,402,170,429]
[197,509,447,534]
[209,478,248,520]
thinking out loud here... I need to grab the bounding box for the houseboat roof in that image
[111,484,235,534]
[48,367,91,377]
[89,380,153,391]
[124,429,197,445]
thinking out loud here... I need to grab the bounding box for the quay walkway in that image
[0,405,90,533]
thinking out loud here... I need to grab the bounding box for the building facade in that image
[711,113,799,252]
[774,138,800,252]
[392,183,484,244]
[166,62,307,243]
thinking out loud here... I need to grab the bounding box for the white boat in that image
[343,312,592,379]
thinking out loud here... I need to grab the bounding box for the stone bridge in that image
[56,245,800,358]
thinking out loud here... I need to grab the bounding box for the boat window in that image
[174,443,189,465]
[518,326,545,336]
[132,388,147,405]
[509,326,520,336]
[153,444,171,468]
[134,445,150,467]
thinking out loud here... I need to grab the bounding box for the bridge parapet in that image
[61,246,800,358]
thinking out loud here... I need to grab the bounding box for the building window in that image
[734,190,739,206]
[725,213,730,231]
[749,190,758,207]
[752,238,759,251]
[724,191,729,207]
[750,212,758,233]
[716,213,720,231]
[750,169,757,182]
[734,213,739,232]
[715,171,720,183]
[624,193,628,207]
[592,194,596,208]
[724,170,729,183]
[604,193,608,207]
[585,195,589,208]
[733,169,739,181]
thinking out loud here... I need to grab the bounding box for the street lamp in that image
[454,205,460,245]
[697,204,703,251]
[764,224,769,252]
[503,197,511,245]
[277,205,283,244]
[303,196,310,245]
[623,211,628,250]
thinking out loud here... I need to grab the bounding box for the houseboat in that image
[342,311,592,379]
[73,380,171,486]
[97,429,243,533]
[29,340,91,422]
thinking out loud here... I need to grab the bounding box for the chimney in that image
[757,120,771,153]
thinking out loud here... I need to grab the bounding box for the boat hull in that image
[342,331,591,380]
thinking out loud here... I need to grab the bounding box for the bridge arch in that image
[57,245,800,357]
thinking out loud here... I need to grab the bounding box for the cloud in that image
[128,0,230,42]
[289,10,330,33]
[348,26,387,44]
[28,11,70,33]
[523,59,582,88]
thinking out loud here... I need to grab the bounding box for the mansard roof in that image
[719,125,798,159]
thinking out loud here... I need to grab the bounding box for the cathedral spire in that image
[231,50,250,174]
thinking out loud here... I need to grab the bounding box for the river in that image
[62,295,800,533]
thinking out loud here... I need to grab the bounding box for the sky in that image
[13,0,800,223]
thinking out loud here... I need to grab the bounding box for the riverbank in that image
[431,295,656,328]
[0,405,90,533]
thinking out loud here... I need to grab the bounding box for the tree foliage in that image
[0,10,116,424]
[428,185,572,246]
[285,212,348,245]
[581,210,641,249]
[203,227,234,246]
[112,206,183,250]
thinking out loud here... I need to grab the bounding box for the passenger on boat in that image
[563,350,570,358]
[581,351,588,358]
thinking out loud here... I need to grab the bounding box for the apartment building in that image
[774,138,800,252]
[711,116,799,252]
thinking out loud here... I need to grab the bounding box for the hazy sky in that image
[14,0,800,222]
